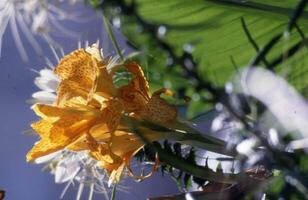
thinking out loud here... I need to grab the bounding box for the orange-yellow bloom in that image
[27,45,177,183]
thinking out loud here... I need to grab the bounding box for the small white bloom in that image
[236,137,258,156]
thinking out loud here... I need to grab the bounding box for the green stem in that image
[110,183,117,200]
[121,117,236,156]
[103,15,124,61]
[131,126,257,184]
[155,144,244,184]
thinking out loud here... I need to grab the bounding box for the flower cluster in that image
[30,45,120,199]
[27,44,178,188]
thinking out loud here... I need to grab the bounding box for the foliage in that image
[74,0,308,199]
[91,0,308,118]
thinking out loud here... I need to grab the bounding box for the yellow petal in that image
[54,48,107,106]
[124,62,149,98]
[31,120,52,138]
[28,104,104,161]
[56,79,90,106]
[101,100,124,133]
[81,134,122,167]
[66,134,89,151]
[85,44,103,62]
[32,104,98,127]
[27,136,64,162]
[54,49,96,82]
[137,92,177,124]
[109,134,143,157]
[119,84,148,111]
[108,162,126,184]
[94,67,117,99]
[27,121,72,161]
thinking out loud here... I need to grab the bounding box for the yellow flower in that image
[27,45,177,183]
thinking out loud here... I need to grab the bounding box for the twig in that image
[287,0,308,32]
[240,17,270,67]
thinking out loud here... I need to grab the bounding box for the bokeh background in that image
[0,3,179,200]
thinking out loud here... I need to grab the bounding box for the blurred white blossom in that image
[221,66,308,160]
[0,0,84,61]
[236,137,258,157]
[234,67,308,142]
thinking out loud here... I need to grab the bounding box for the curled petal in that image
[124,62,150,98]
[93,65,117,99]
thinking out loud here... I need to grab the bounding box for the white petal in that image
[34,69,60,92]
[236,138,257,156]
[34,76,59,92]
[287,138,308,150]
[211,115,225,132]
[55,159,80,183]
[39,69,58,81]
[32,91,56,104]
[268,128,279,146]
[34,69,59,91]
[34,151,62,164]
[31,10,48,33]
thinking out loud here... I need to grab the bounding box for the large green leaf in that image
[98,0,308,117]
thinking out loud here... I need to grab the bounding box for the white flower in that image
[38,151,114,200]
[231,67,308,153]
[235,67,308,139]
[32,68,59,104]
[0,0,83,61]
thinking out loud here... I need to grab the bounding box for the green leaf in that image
[267,176,285,195]
[100,0,308,108]
[183,173,192,189]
